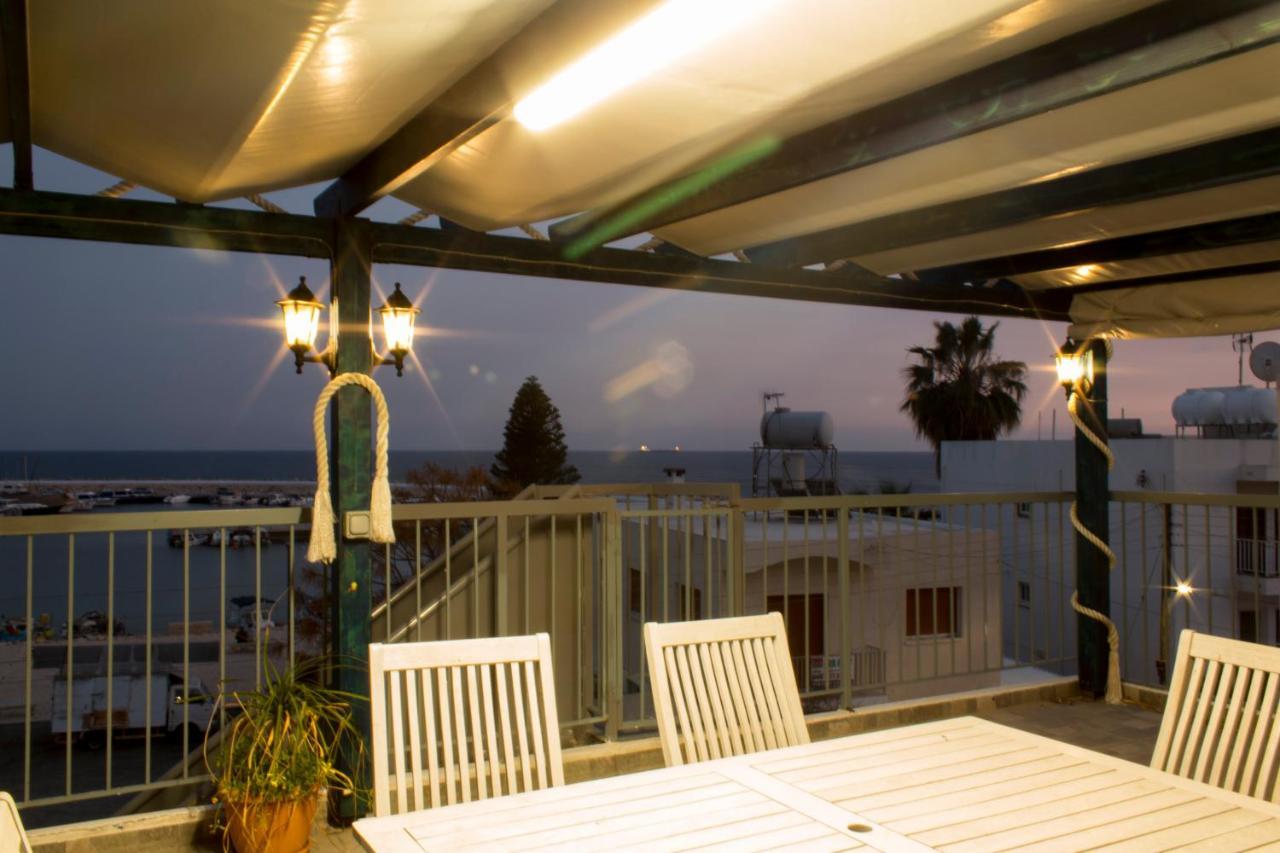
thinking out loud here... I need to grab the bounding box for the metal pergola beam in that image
[0,188,1068,320]
[0,189,334,258]
[366,221,1067,320]
[745,126,1280,268]
[313,0,662,219]
[0,0,33,190]
[1065,259,1280,296]
[915,212,1280,283]
[550,0,1280,248]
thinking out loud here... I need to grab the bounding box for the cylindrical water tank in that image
[1223,386,1278,425]
[1171,391,1196,427]
[760,410,834,448]
[1193,390,1225,426]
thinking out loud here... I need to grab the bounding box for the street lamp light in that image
[377,282,420,377]
[276,276,326,374]
[275,277,420,376]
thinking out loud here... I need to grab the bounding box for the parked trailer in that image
[50,665,214,747]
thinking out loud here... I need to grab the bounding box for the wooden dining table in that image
[353,715,1280,851]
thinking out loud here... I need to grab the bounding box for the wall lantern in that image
[1054,343,1094,392]
[377,283,420,377]
[275,276,419,376]
[276,276,327,374]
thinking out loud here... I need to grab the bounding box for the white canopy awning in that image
[5,0,1280,338]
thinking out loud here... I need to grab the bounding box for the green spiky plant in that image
[206,656,366,850]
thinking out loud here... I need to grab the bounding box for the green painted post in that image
[329,217,374,819]
[1074,339,1110,697]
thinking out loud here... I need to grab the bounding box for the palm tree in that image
[901,316,1028,476]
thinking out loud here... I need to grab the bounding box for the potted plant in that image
[206,657,364,852]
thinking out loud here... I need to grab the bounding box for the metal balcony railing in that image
[4,484,1280,827]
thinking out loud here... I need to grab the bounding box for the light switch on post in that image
[344,510,371,539]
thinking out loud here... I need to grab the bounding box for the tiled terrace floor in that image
[304,695,1164,853]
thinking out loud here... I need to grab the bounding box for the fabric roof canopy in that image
[3,0,1279,339]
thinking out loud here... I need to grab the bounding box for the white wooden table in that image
[354,716,1280,851]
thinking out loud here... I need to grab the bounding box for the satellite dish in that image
[1250,341,1280,384]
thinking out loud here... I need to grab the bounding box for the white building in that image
[942,397,1280,687]
[620,511,1002,712]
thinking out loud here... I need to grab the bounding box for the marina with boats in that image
[0,481,314,516]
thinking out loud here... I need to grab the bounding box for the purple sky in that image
[0,148,1259,453]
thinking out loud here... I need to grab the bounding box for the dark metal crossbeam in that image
[0,189,334,258]
[366,221,1067,320]
[915,212,1280,283]
[0,188,1067,320]
[313,0,662,219]
[745,126,1280,268]
[0,0,32,190]
[1065,259,1280,297]
[551,0,1280,248]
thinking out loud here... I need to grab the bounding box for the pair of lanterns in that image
[276,277,419,376]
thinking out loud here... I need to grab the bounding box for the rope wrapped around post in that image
[307,372,395,564]
[1066,338,1122,704]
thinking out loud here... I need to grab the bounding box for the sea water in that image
[0,450,935,633]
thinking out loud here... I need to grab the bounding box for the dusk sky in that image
[0,148,1260,454]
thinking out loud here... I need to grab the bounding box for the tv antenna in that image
[1234,333,1254,385]
[762,391,785,414]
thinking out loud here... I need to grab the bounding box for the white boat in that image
[164,494,191,505]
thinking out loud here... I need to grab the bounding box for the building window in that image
[629,568,642,616]
[1018,581,1031,609]
[679,584,702,621]
[1240,610,1258,644]
[1236,507,1279,577]
[906,587,962,638]
[1015,502,1032,519]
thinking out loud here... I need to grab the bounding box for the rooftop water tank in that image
[1172,389,1224,426]
[1173,387,1276,427]
[1223,386,1277,425]
[760,409,834,449]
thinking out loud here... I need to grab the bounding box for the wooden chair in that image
[644,612,809,766]
[1151,629,1280,802]
[368,634,564,816]
[1,791,32,853]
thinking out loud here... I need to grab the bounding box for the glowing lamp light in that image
[1175,581,1193,597]
[276,276,324,374]
[1055,347,1093,390]
[513,0,778,132]
[378,282,420,376]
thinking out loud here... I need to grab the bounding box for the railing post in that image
[1074,338,1111,696]
[838,506,851,710]
[604,508,623,740]
[495,513,509,635]
[329,216,373,819]
[737,502,747,614]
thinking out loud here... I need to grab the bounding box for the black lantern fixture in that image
[275,278,419,376]
[377,282,420,377]
[275,276,325,374]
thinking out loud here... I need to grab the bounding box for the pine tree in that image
[491,377,581,490]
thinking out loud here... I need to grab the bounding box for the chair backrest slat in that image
[645,614,809,766]
[1,792,32,853]
[369,634,564,816]
[1152,630,1280,802]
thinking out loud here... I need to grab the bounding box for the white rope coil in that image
[1065,353,1122,704]
[307,372,395,564]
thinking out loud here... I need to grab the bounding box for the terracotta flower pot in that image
[222,793,318,853]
